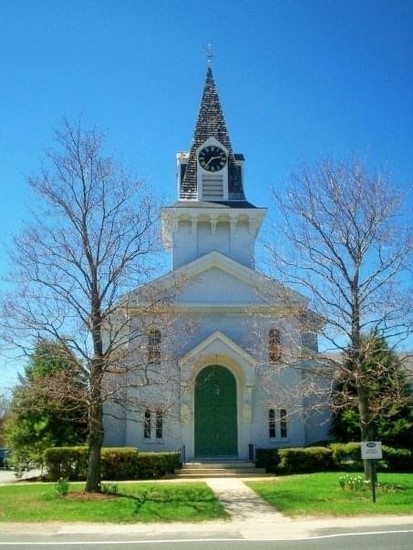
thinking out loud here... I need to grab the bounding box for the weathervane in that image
[205,43,216,66]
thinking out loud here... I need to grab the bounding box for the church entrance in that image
[194,365,238,457]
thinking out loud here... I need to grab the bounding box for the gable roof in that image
[125,250,308,312]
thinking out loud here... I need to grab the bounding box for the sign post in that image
[361,441,382,503]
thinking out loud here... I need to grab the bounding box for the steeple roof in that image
[180,67,246,202]
[192,66,232,150]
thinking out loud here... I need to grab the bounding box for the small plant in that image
[102,483,119,495]
[55,477,70,497]
[338,474,366,491]
[377,482,403,493]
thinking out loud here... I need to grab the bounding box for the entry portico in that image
[179,330,256,460]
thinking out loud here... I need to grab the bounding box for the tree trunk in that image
[358,386,373,479]
[85,403,104,492]
[350,277,373,478]
[85,359,104,493]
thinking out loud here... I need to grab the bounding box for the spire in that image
[180,67,246,202]
[192,66,233,151]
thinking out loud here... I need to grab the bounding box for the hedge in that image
[136,452,181,479]
[43,447,180,481]
[256,446,332,473]
[329,442,362,469]
[44,446,89,481]
[256,442,413,474]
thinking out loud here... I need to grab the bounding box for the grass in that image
[1,473,412,523]
[247,472,413,517]
[0,481,229,523]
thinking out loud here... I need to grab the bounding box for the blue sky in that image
[1,0,412,389]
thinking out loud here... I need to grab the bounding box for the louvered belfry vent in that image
[202,175,224,200]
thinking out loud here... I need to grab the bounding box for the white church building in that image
[104,67,331,460]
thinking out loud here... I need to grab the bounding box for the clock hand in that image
[204,156,219,168]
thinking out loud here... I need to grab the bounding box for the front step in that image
[175,461,266,478]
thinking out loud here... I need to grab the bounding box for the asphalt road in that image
[0,524,412,549]
[0,528,413,550]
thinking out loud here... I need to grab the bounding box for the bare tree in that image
[266,155,412,451]
[0,118,177,492]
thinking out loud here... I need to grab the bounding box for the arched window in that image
[269,328,281,363]
[155,410,163,439]
[280,408,288,438]
[144,409,151,439]
[148,328,161,365]
[268,409,276,438]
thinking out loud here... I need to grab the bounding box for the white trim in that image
[126,250,306,310]
[179,330,257,370]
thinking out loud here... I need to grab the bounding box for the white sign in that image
[361,441,382,459]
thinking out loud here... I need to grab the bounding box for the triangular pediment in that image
[179,330,256,367]
[126,251,307,311]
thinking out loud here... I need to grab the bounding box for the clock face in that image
[198,145,227,172]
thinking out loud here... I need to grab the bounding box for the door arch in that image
[194,365,237,457]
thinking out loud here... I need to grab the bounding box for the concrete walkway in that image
[205,477,287,521]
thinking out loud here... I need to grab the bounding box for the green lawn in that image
[1,473,412,523]
[247,472,413,517]
[0,482,229,523]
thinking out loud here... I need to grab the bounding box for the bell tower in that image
[161,66,266,269]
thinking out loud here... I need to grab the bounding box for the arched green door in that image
[195,365,238,457]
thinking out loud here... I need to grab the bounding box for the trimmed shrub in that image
[256,446,332,474]
[329,442,362,469]
[44,446,180,481]
[101,448,140,480]
[277,447,333,473]
[137,452,180,479]
[44,446,89,481]
[256,442,412,474]
[328,442,413,472]
[255,448,281,473]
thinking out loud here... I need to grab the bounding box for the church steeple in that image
[162,65,266,270]
[179,67,246,202]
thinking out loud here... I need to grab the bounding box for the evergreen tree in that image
[5,339,87,473]
[332,334,413,447]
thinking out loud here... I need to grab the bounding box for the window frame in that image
[267,408,288,440]
[268,328,282,363]
[144,409,151,439]
[268,408,276,438]
[155,410,163,439]
[148,328,161,365]
[280,408,288,438]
